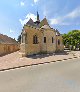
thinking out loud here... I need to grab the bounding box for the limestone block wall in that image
[0,43,19,56]
[41,29,56,53]
[26,44,40,55]
[20,43,26,53]
[56,36,64,51]
[20,26,64,56]
[0,44,5,55]
[21,26,42,56]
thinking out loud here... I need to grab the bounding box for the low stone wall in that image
[0,43,20,56]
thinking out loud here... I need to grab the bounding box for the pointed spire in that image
[37,11,40,22]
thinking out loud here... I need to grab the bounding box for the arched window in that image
[58,39,60,45]
[33,35,38,44]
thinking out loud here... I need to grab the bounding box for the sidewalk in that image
[0,51,80,71]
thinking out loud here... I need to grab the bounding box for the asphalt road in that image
[0,58,80,92]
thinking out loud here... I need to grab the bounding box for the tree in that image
[62,30,80,50]
[17,35,21,43]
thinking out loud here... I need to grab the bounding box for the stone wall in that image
[20,26,41,56]
[0,43,19,56]
[56,35,64,52]
[41,29,56,53]
[20,25,64,56]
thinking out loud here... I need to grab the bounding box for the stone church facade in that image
[20,12,64,56]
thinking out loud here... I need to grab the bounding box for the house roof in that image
[25,17,49,28]
[26,18,35,26]
[0,34,18,44]
[39,18,49,27]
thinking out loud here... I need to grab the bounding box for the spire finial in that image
[37,11,40,21]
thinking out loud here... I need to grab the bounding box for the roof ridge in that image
[0,34,17,44]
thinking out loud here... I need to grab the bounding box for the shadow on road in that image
[27,51,69,59]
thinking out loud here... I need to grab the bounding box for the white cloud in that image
[50,18,60,25]
[34,0,39,4]
[49,16,66,25]
[50,17,71,26]
[66,7,80,18]
[50,7,80,25]
[19,13,37,26]
[20,1,25,6]
[10,29,14,33]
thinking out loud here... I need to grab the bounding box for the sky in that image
[0,0,80,40]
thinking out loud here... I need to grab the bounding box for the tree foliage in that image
[62,30,80,50]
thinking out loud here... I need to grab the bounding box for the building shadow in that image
[27,51,69,59]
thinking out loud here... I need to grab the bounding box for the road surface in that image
[0,58,80,92]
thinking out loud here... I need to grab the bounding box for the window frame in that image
[33,35,38,44]
[44,37,46,43]
[58,39,60,45]
[52,37,54,43]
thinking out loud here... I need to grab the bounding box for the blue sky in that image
[0,0,80,40]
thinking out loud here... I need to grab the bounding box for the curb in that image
[0,56,80,72]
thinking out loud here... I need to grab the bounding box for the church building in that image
[20,12,64,56]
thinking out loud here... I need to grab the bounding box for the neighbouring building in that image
[0,34,19,56]
[20,12,64,56]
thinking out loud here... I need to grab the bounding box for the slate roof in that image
[0,34,18,44]
[26,17,49,28]
[39,18,49,28]
[26,18,35,26]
